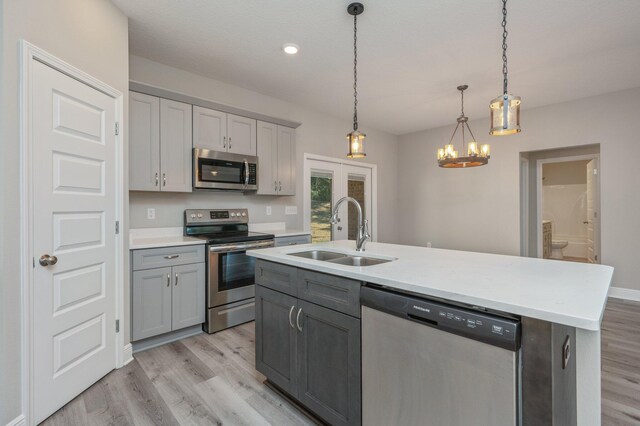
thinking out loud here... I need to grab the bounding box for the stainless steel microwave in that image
[193,148,258,191]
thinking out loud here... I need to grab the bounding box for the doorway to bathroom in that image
[520,145,601,263]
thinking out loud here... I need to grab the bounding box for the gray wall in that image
[397,88,640,291]
[128,55,401,243]
[0,1,129,423]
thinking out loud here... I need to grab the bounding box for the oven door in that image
[207,239,274,307]
[193,148,258,191]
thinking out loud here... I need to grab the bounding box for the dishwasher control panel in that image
[361,286,521,351]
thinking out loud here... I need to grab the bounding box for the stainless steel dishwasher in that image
[361,285,522,426]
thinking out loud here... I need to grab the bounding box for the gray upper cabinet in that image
[297,300,361,426]
[257,121,296,196]
[255,285,298,396]
[129,92,160,191]
[193,107,256,156]
[132,267,172,341]
[193,105,227,152]
[129,92,192,192]
[171,263,206,330]
[160,99,193,192]
[227,113,257,156]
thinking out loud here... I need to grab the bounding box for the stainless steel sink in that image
[327,256,393,267]
[288,250,347,261]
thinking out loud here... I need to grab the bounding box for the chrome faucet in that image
[330,197,370,252]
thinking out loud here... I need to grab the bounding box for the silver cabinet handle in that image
[279,181,282,191]
[223,136,227,148]
[155,172,159,187]
[288,306,295,329]
[296,308,303,332]
[287,242,298,246]
[164,254,179,259]
[229,137,232,149]
[167,273,170,287]
[39,254,58,266]
[162,173,166,187]
[274,180,278,192]
[175,273,178,286]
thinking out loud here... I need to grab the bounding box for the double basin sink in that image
[288,249,395,267]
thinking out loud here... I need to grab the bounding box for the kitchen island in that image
[248,240,613,426]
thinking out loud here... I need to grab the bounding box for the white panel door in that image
[32,60,117,423]
[586,159,599,263]
[257,121,278,195]
[160,99,192,192]
[193,105,227,151]
[129,91,160,191]
[277,126,296,196]
[227,113,257,156]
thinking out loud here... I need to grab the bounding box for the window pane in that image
[347,176,366,240]
[311,174,332,243]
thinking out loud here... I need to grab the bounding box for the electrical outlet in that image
[285,206,297,215]
[426,242,432,248]
[266,206,272,216]
[147,208,155,220]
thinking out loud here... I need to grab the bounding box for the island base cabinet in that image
[255,285,298,396]
[255,284,361,426]
[297,300,361,426]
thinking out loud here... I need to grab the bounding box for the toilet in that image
[551,240,568,260]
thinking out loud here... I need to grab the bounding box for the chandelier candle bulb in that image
[467,141,478,156]
[481,144,491,157]
[437,148,445,160]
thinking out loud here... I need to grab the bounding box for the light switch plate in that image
[285,206,297,215]
[147,208,155,220]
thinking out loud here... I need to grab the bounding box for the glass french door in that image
[306,159,373,243]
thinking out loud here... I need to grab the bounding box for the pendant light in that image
[490,0,521,136]
[437,85,490,168]
[346,2,366,158]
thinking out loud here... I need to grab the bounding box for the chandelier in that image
[437,85,490,168]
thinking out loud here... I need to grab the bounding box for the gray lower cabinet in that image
[131,247,205,342]
[255,261,362,426]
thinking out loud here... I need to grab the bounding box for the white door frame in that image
[302,153,378,242]
[19,41,125,425]
[535,153,601,260]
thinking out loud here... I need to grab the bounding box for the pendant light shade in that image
[490,0,521,136]
[346,3,366,158]
[437,85,490,168]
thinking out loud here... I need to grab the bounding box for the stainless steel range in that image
[184,209,274,333]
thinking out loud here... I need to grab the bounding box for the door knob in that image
[337,226,343,231]
[39,254,58,266]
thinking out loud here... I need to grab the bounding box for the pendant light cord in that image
[353,13,359,131]
[502,0,509,95]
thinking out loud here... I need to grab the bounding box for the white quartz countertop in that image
[247,240,614,331]
[129,227,205,250]
[249,222,310,238]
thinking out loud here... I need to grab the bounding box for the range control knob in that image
[241,212,247,217]
[230,212,236,217]
[197,213,203,218]
[190,213,196,218]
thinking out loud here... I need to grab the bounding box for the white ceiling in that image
[112,0,640,135]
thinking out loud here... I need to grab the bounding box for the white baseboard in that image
[609,287,640,302]
[122,343,134,366]
[6,414,25,426]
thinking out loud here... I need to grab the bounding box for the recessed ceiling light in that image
[282,43,299,55]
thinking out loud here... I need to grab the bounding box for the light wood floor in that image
[42,299,640,426]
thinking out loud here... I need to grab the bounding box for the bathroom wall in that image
[542,161,589,258]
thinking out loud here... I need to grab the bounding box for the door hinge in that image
[33,257,35,268]
[115,319,120,333]
[115,221,120,234]
[115,122,120,136]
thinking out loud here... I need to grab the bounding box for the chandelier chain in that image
[353,13,358,131]
[502,0,509,95]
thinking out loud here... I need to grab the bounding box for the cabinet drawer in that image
[255,259,298,297]
[297,269,361,318]
[132,245,205,271]
[274,235,311,247]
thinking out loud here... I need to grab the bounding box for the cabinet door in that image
[297,300,361,426]
[171,263,206,330]
[160,99,192,192]
[132,267,172,341]
[129,92,160,191]
[227,114,257,156]
[193,106,227,151]
[256,121,278,195]
[255,285,298,397]
[277,126,296,195]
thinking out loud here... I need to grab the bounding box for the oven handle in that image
[209,240,274,253]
